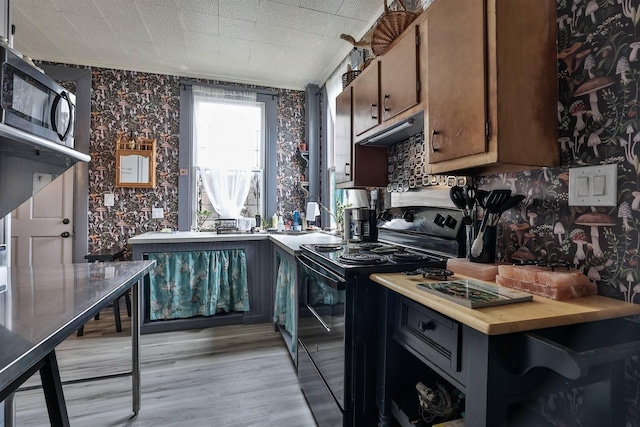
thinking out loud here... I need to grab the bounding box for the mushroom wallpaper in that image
[69,66,306,253]
[476,0,640,424]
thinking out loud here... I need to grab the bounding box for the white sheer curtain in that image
[198,168,253,218]
[193,86,259,219]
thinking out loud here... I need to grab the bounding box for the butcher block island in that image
[370,272,640,427]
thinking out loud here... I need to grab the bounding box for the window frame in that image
[178,82,277,231]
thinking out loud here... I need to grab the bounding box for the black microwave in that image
[0,47,75,148]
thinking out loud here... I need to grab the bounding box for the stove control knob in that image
[433,214,446,227]
[444,215,458,229]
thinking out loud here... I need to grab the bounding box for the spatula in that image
[471,190,511,258]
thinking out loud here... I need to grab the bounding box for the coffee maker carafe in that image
[350,208,378,242]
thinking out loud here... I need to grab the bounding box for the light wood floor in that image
[12,304,317,427]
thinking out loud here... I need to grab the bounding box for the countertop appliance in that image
[296,206,464,427]
[0,45,89,218]
[349,208,377,243]
[1,45,75,149]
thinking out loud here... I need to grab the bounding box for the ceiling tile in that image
[219,0,259,22]
[219,17,255,41]
[337,0,381,20]
[184,31,220,52]
[122,40,159,59]
[219,38,252,59]
[257,1,297,29]
[175,0,218,15]
[157,44,191,63]
[93,0,142,18]
[285,29,322,50]
[135,0,179,10]
[147,25,186,46]
[13,0,384,90]
[250,41,284,61]
[180,10,219,35]
[252,23,290,46]
[299,0,342,14]
[13,0,57,10]
[50,0,101,15]
[218,52,250,69]
[291,7,335,36]
[136,3,182,29]
[188,48,219,64]
[108,16,153,43]
[64,13,115,41]
[271,0,301,6]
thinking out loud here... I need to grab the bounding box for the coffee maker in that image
[350,208,378,242]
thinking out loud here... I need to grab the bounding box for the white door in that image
[11,168,74,267]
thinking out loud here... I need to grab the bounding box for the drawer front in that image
[394,296,461,373]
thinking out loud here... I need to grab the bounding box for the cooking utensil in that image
[475,189,490,208]
[471,190,511,258]
[449,186,467,210]
[498,194,525,215]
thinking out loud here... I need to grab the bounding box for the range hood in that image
[359,112,424,147]
[0,123,90,218]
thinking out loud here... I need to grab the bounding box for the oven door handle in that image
[307,304,331,332]
[297,254,345,290]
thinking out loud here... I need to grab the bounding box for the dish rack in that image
[214,219,238,234]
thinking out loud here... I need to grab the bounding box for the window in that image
[178,83,277,231]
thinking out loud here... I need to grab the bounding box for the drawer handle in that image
[418,320,435,332]
[430,129,440,153]
[371,103,378,119]
[383,94,390,112]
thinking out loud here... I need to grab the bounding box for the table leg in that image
[39,351,70,427]
[3,393,15,427]
[132,278,141,415]
[464,328,510,427]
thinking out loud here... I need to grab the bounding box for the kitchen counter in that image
[128,230,342,256]
[0,260,155,424]
[372,272,640,426]
[370,272,640,335]
[129,231,342,333]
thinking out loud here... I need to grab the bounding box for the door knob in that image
[62,218,70,224]
[61,231,70,238]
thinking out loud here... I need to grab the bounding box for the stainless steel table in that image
[0,260,155,426]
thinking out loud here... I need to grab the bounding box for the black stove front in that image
[296,206,465,427]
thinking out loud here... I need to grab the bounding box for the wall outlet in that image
[568,164,617,206]
[152,207,164,219]
[104,193,115,207]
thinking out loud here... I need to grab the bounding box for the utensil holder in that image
[469,225,496,263]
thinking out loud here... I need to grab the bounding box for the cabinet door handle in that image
[370,103,378,120]
[344,162,350,177]
[383,95,390,112]
[418,320,434,332]
[430,129,440,153]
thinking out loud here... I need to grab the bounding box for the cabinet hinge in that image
[485,120,492,139]
[416,33,421,46]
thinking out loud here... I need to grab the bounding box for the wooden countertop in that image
[370,272,640,336]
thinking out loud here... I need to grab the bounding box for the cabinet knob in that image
[430,129,440,153]
[370,104,378,120]
[383,95,390,112]
[418,320,435,332]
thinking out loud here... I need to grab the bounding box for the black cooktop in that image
[299,241,448,278]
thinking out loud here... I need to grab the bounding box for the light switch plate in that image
[568,164,617,206]
[104,193,115,207]
[152,207,164,219]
